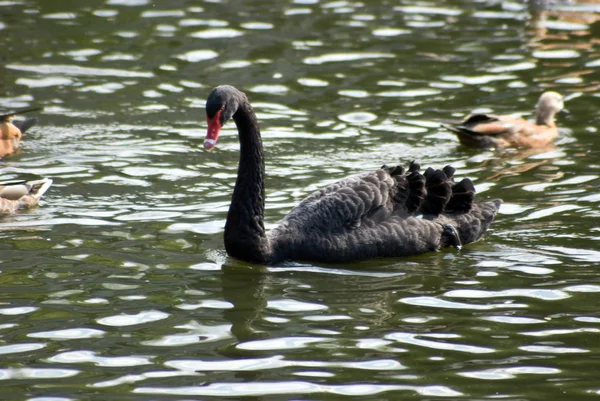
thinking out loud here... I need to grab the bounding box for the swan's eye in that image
[206,103,225,119]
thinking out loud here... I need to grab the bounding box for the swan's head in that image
[204,85,245,151]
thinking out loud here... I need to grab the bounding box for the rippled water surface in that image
[2,0,600,399]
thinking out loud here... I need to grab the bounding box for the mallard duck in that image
[442,91,565,149]
[0,106,42,157]
[0,178,53,216]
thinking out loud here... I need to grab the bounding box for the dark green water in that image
[1,0,600,399]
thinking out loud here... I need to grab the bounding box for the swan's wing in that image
[268,162,501,263]
[274,161,437,233]
[278,168,399,232]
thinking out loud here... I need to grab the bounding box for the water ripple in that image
[539,246,600,263]
[394,6,461,15]
[190,28,243,38]
[237,337,331,351]
[28,328,105,340]
[16,77,74,88]
[0,306,37,315]
[175,50,219,62]
[0,343,45,355]
[533,50,581,59]
[458,366,560,380]
[267,299,328,312]
[445,289,570,301]
[142,322,232,346]
[107,0,149,5]
[521,328,600,337]
[167,356,404,372]
[303,52,394,64]
[338,111,377,123]
[47,350,153,367]
[519,345,589,354]
[141,10,185,18]
[441,74,516,85]
[400,296,527,310]
[385,332,495,354]
[96,310,169,327]
[0,368,79,380]
[482,316,545,325]
[134,382,463,397]
[372,28,410,36]
[6,64,153,77]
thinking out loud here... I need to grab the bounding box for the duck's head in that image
[0,113,22,140]
[204,85,247,151]
[535,91,565,125]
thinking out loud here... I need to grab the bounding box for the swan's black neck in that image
[224,101,272,263]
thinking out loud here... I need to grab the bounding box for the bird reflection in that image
[220,262,268,344]
[528,0,600,27]
[526,0,600,92]
[471,146,558,183]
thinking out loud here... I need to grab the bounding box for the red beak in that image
[204,111,222,151]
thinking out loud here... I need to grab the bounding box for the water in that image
[1,0,600,399]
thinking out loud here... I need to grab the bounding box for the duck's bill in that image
[204,113,221,151]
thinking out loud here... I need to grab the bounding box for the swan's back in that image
[268,161,501,263]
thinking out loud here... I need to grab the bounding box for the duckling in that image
[0,106,42,157]
[442,91,565,149]
[0,178,53,216]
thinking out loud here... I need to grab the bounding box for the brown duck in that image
[0,106,42,157]
[442,91,565,149]
[0,178,53,216]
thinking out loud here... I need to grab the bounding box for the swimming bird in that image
[0,178,53,216]
[0,106,42,157]
[204,85,501,264]
[442,91,565,149]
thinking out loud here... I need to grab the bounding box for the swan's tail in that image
[411,163,484,217]
[385,161,501,244]
[422,167,452,215]
[442,165,456,180]
[405,161,426,213]
[450,198,502,246]
[446,178,476,213]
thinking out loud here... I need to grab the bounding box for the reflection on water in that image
[1,0,600,399]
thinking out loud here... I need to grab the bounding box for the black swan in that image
[203,85,501,264]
